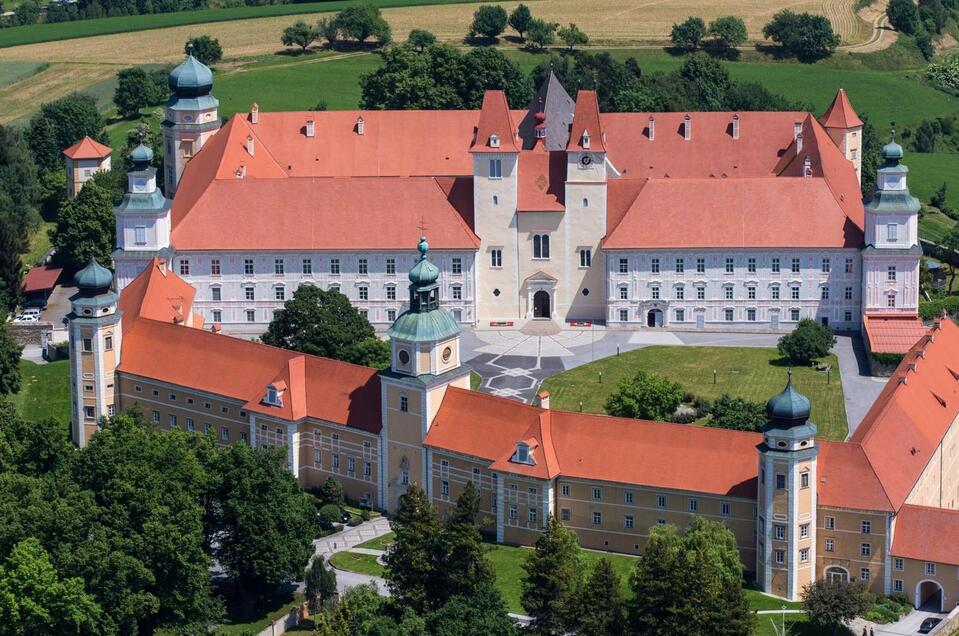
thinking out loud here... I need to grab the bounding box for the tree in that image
[317,17,340,49]
[304,556,337,614]
[0,537,101,635]
[557,23,588,50]
[185,35,222,66]
[114,67,165,119]
[604,370,684,421]
[526,18,557,50]
[435,481,494,604]
[263,284,376,361]
[50,181,115,272]
[0,324,21,397]
[777,318,836,364]
[571,557,625,636]
[670,16,707,52]
[206,442,315,596]
[629,518,752,636]
[887,0,920,34]
[281,21,318,52]
[26,94,105,173]
[460,46,533,109]
[0,406,72,477]
[520,514,583,635]
[762,10,839,62]
[708,394,767,432]
[860,115,881,197]
[508,3,533,39]
[426,578,519,636]
[319,476,345,507]
[13,0,38,25]
[708,15,748,54]
[336,4,391,45]
[916,29,934,60]
[343,337,391,369]
[802,579,870,632]
[679,52,731,110]
[407,28,436,51]
[469,4,508,40]
[941,224,959,289]
[383,483,441,613]
[0,217,25,314]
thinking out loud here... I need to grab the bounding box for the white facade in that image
[174,250,476,332]
[605,249,864,331]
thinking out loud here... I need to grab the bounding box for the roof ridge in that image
[445,386,543,413]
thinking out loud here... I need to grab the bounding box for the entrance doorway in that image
[825,566,849,583]
[770,313,780,330]
[696,313,705,329]
[917,580,944,611]
[533,290,551,318]
[647,309,663,327]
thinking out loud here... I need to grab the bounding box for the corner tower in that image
[820,88,864,184]
[113,144,173,288]
[757,373,818,600]
[861,133,921,315]
[379,237,471,511]
[67,259,122,448]
[162,46,220,195]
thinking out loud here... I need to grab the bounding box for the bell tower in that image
[378,237,471,511]
[757,372,818,600]
[67,259,122,448]
[162,46,220,195]
[820,88,864,184]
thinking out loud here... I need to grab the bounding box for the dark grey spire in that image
[517,71,575,151]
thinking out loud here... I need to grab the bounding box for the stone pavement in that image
[849,607,948,635]
[313,517,392,594]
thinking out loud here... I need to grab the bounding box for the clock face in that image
[580,154,593,167]
[183,114,194,122]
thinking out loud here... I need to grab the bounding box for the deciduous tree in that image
[558,23,588,50]
[407,28,436,51]
[762,10,839,62]
[526,18,556,49]
[281,21,318,52]
[508,3,533,39]
[114,67,165,119]
[50,181,115,272]
[26,94,105,173]
[604,370,684,421]
[336,4,391,44]
[708,15,747,55]
[468,4,508,40]
[708,394,767,432]
[670,16,706,51]
[802,579,870,631]
[777,318,836,364]
[185,35,222,66]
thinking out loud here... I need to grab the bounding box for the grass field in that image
[22,221,53,267]
[213,590,304,635]
[7,359,72,424]
[329,551,384,576]
[0,61,117,124]
[0,60,46,86]
[903,152,959,210]
[356,531,395,551]
[920,208,957,243]
[539,345,848,440]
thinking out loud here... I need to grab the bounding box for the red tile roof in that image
[892,505,959,566]
[852,320,959,510]
[21,265,61,293]
[471,91,519,153]
[516,149,565,212]
[820,89,863,129]
[62,136,111,160]
[817,441,892,511]
[118,258,199,332]
[568,90,606,152]
[863,313,929,354]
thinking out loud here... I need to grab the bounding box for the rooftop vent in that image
[246,134,254,157]
[732,114,740,140]
[489,133,500,148]
[250,103,259,125]
[306,119,315,138]
[356,116,364,136]
[683,114,691,141]
[582,130,591,149]
[648,116,655,141]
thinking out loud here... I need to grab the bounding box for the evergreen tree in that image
[435,481,493,604]
[383,483,441,613]
[318,476,345,506]
[859,115,881,197]
[572,557,625,636]
[427,577,519,636]
[50,181,115,272]
[304,556,337,614]
[520,514,584,635]
[0,217,25,313]
[0,324,21,396]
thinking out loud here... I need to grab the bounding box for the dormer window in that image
[356,116,364,135]
[512,442,535,465]
[581,130,590,149]
[264,384,283,407]
[489,133,500,148]
[803,156,812,177]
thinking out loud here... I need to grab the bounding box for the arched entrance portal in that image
[916,580,945,612]
[825,566,849,583]
[533,290,551,318]
[647,309,664,327]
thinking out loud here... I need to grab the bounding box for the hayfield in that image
[0,62,117,124]
[0,0,872,66]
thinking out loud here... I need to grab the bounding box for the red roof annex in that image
[62,136,112,160]
[863,313,928,354]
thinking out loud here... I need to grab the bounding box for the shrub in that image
[318,504,343,529]
[347,515,363,527]
[919,296,959,319]
[926,58,959,93]
[604,370,685,421]
[671,412,697,424]
[777,318,836,364]
[708,394,767,432]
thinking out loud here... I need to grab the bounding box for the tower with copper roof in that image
[162,46,220,195]
[757,373,819,600]
[67,259,122,448]
[378,237,472,511]
[820,88,864,184]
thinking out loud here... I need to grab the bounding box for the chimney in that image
[683,114,691,141]
[250,103,259,125]
[235,163,246,179]
[582,130,591,149]
[803,155,812,177]
[306,119,315,138]
[732,114,740,140]
[157,258,167,275]
[794,121,802,141]
[210,323,222,334]
[796,132,803,154]
[538,390,550,410]
[356,116,364,135]
[647,116,655,141]
[246,134,254,157]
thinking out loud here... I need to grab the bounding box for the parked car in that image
[14,313,39,322]
[19,307,41,317]
[919,617,942,634]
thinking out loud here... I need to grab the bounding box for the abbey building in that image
[109,52,923,353]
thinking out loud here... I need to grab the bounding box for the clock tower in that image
[378,237,471,511]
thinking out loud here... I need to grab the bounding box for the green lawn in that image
[355,531,394,551]
[539,346,847,440]
[745,588,803,612]
[22,220,53,267]
[920,208,957,243]
[752,612,836,636]
[904,152,959,211]
[213,590,304,636]
[329,551,384,577]
[470,371,481,391]
[7,359,72,424]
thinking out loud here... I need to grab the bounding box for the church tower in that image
[820,88,864,184]
[162,46,220,195]
[113,144,173,289]
[757,373,818,600]
[861,133,921,316]
[67,259,122,448]
[379,237,471,511]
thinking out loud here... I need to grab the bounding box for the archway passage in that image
[825,566,849,583]
[533,290,551,318]
[917,580,944,612]
[647,309,663,328]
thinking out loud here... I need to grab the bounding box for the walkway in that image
[313,517,391,594]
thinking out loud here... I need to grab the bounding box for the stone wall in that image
[8,322,54,346]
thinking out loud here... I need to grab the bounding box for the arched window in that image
[533,234,550,259]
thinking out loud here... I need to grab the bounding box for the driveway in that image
[314,517,391,595]
[850,608,948,635]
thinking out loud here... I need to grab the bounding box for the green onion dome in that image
[408,236,440,286]
[74,258,112,292]
[766,371,811,425]
[168,49,213,97]
[130,144,153,169]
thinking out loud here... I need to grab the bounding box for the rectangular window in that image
[387,310,397,322]
[775,550,785,565]
[619,309,629,322]
[624,491,634,504]
[776,474,786,490]
[675,308,685,322]
[533,234,550,259]
[221,427,229,442]
[246,310,255,323]
[212,310,221,323]
[358,258,368,275]
[887,295,896,308]
[825,538,834,552]
[791,286,800,301]
[801,472,810,489]
[400,396,408,412]
[274,258,284,275]
[845,287,853,300]
[386,286,396,301]
[624,515,634,529]
[528,508,537,524]
[452,257,462,274]
[675,286,685,300]
[860,543,871,557]
[592,487,602,501]
[775,525,786,540]
[324,258,339,276]
[697,286,706,301]
[845,257,854,274]
[861,520,871,534]
[894,579,903,593]
[618,258,630,274]
[244,286,255,301]
[772,257,781,274]
[579,249,591,268]
[490,249,502,268]
[651,258,660,274]
[791,258,801,274]
[791,308,801,321]
[560,508,571,521]
[771,286,781,301]
[747,309,756,322]
[724,308,734,322]
[347,457,355,474]
[800,524,809,539]
[894,558,904,571]
[489,158,502,179]
[509,505,517,521]
[651,286,660,300]
[275,286,285,301]
[363,462,371,477]
[592,512,602,525]
[800,548,809,563]
[151,410,160,423]
[887,223,898,242]
[688,498,698,512]
[561,484,570,497]
[313,449,321,465]
[332,454,340,469]
[676,258,684,274]
[821,286,830,300]
[725,287,734,301]
[822,257,831,273]
[860,568,870,582]
[925,562,936,575]
[696,257,706,274]
[244,259,254,276]
[386,258,396,275]
[452,286,462,300]
[441,481,449,497]
[725,257,734,274]
[179,260,190,276]
[358,286,369,301]
[721,502,731,516]
[186,418,195,432]
[619,286,628,300]
[657,495,667,508]
[134,226,147,245]
[211,287,221,302]
[302,258,312,275]
[104,335,113,350]
[748,257,757,274]
[887,266,897,281]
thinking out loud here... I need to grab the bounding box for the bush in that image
[870,352,905,368]
[360,508,371,522]
[318,504,343,529]
[671,412,697,424]
[919,295,959,319]
[347,515,363,527]
[926,57,959,94]
[693,397,711,418]
[777,318,836,364]
[468,4,508,40]
[708,394,767,432]
[604,370,685,421]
